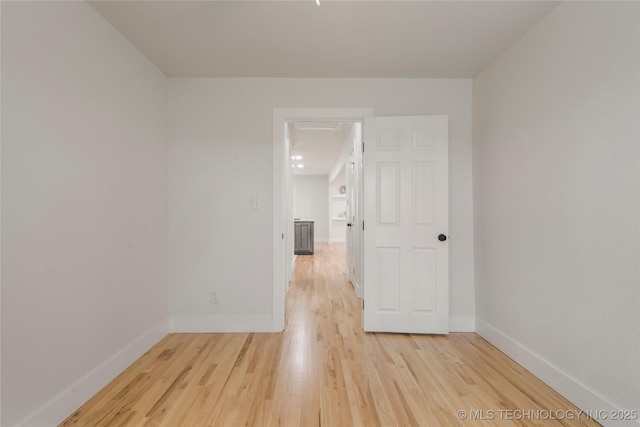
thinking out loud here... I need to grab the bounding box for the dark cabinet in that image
[294,221,314,255]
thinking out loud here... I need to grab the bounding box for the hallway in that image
[62,243,600,426]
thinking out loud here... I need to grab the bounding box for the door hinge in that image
[362,141,365,153]
[362,221,365,231]
[362,300,364,309]
[282,233,284,240]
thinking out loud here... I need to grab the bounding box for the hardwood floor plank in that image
[61,243,602,427]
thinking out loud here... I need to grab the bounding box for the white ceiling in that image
[89,0,560,78]
[290,122,353,176]
[89,0,559,174]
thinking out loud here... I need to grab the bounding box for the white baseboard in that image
[351,280,363,299]
[315,238,329,243]
[476,319,639,427]
[170,315,274,333]
[449,316,475,332]
[16,320,169,427]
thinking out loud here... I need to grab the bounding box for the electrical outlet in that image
[210,291,219,304]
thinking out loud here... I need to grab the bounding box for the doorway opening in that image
[272,108,373,332]
[289,120,357,260]
[288,120,362,309]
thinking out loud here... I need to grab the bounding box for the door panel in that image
[363,115,449,334]
[412,248,436,312]
[377,247,401,312]
[377,163,400,225]
[413,162,435,225]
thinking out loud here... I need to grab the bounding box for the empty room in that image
[1,1,638,426]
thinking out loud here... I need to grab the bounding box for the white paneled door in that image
[363,116,449,334]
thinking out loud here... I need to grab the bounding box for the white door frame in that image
[272,108,373,331]
[346,147,356,282]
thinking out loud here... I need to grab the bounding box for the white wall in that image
[327,124,355,246]
[328,123,355,184]
[168,78,475,331]
[294,176,329,243]
[473,1,639,422]
[1,2,169,426]
[329,174,347,244]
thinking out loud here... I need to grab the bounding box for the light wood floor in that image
[62,243,601,426]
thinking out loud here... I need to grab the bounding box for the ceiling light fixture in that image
[315,0,320,5]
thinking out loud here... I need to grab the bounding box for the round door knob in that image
[438,234,447,242]
[347,223,352,227]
